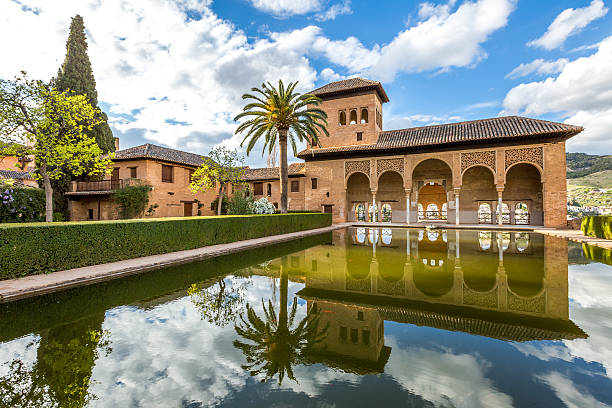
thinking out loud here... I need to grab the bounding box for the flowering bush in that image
[252,197,276,214]
[0,183,45,223]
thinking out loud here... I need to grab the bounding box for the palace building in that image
[244,78,582,228]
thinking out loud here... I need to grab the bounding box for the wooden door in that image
[323,205,333,214]
[111,168,120,189]
[184,202,193,217]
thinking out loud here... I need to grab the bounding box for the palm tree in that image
[233,259,328,384]
[234,80,328,213]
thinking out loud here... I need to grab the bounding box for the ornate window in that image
[368,228,379,244]
[381,228,392,245]
[497,202,510,224]
[339,111,346,126]
[426,203,439,220]
[479,231,492,250]
[361,108,368,124]
[515,232,530,252]
[355,227,366,243]
[355,203,366,221]
[441,203,448,220]
[478,203,492,224]
[350,109,357,125]
[515,202,529,225]
[381,203,392,222]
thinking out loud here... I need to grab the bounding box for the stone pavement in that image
[0,224,344,303]
[534,228,612,251]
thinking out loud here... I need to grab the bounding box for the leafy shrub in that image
[0,183,45,223]
[252,197,276,214]
[211,193,229,215]
[112,183,152,219]
[581,216,612,239]
[228,190,254,215]
[0,213,332,279]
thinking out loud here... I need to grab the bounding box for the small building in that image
[242,163,306,210]
[0,152,37,187]
[66,143,219,221]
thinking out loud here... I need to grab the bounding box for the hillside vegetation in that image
[566,153,612,208]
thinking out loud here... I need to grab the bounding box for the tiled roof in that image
[310,77,390,102]
[242,163,305,181]
[0,169,35,180]
[297,116,583,159]
[113,143,207,167]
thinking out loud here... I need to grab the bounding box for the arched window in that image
[479,231,492,250]
[478,203,492,224]
[361,108,368,124]
[418,229,424,241]
[427,230,439,242]
[350,110,357,125]
[339,111,346,126]
[497,202,510,224]
[501,232,510,251]
[426,203,439,220]
[355,203,366,221]
[355,227,366,243]
[381,203,392,222]
[515,232,530,252]
[418,203,424,221]
[381,228,392,245]
[267,183,271,197]
[515,202,529,225]
[369,204,378,222]
[441,203,448,220]
[368,228,379,244]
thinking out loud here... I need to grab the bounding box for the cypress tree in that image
[56,15,115,153]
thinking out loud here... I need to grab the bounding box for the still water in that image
[1,228,611,407]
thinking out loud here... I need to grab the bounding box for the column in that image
[454,188,461,225]
[455,229,460,259]
[497,187,504,226]
[371,190,377,222]
[497,232,503,262]
[406,189,412,224]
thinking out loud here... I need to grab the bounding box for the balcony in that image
[66,178,142,196]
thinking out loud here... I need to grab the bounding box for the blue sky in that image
[2,0,612,166]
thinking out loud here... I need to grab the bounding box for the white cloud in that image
[370,0,516,81]
[505,58,569,80]
[528,0,609,50]
[536,371,610,408]
[319,67,345,82]
[248,0,323,16]
[316,0,352,21]
[502,35,612,153]
[0,0,318,167]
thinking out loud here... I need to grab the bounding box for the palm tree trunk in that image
[278,257,288,329]
[217,183,223,216]
[278,129,288,214]
[40,163,53,222]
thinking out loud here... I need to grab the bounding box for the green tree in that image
[233,258,328,384]
[234,80,328,213]
[190,146,246,216]
[56,15,115,153]
[0,73,113,222]
[112,183,152,219]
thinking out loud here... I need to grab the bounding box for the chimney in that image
[114,137,120,151]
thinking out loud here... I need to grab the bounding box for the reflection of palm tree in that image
[233,260,328,384]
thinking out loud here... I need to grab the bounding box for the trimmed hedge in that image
[0,213,331,280]
[581,216,612,239]
[582,243,612,266]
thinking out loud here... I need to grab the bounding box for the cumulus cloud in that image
[536,371,610,408]
[528,0,608,50]
[0,0,318,166]
[316,0,352,21]
[248,0,323,17]
[502,35,612,153]
[505,58,569,80]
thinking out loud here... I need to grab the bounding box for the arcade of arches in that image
[343,151,549,226]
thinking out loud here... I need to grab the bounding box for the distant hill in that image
[566,153,612,208]
[566,153,612,179]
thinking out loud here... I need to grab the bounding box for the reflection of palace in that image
[286,228,586,372]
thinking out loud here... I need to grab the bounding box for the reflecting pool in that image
[1,228,612,407]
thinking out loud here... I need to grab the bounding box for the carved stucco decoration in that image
[377,158,404,176]
[345,160,370,178]
[507,289,546,314]
[463,285,498,308]
[461,151,496,174]
[504,147,543,171]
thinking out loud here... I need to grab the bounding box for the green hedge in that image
[581,216,612,239]
[0,213,331,280]
[582,243,612,266]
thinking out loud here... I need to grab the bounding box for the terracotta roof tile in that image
[0,169,35,180]
[113,143,207,167]
[310,77,389,102]
[242,163,305,181]
[298,116,583,159]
